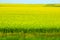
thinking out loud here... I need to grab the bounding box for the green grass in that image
[0,36,60,40]
[0,31,60,40]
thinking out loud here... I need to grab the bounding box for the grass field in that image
[0,4,60,40]
[0,32,60,40]
[0,36,60,40]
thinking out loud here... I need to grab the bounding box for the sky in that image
[0,0,60,4]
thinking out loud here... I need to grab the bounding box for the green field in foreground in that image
[0,36,60,40]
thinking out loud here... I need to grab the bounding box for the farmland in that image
[0,4,60,40]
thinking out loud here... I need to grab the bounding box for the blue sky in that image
[0,0,60,4]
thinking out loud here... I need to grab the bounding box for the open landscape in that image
[0,4,60,40]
